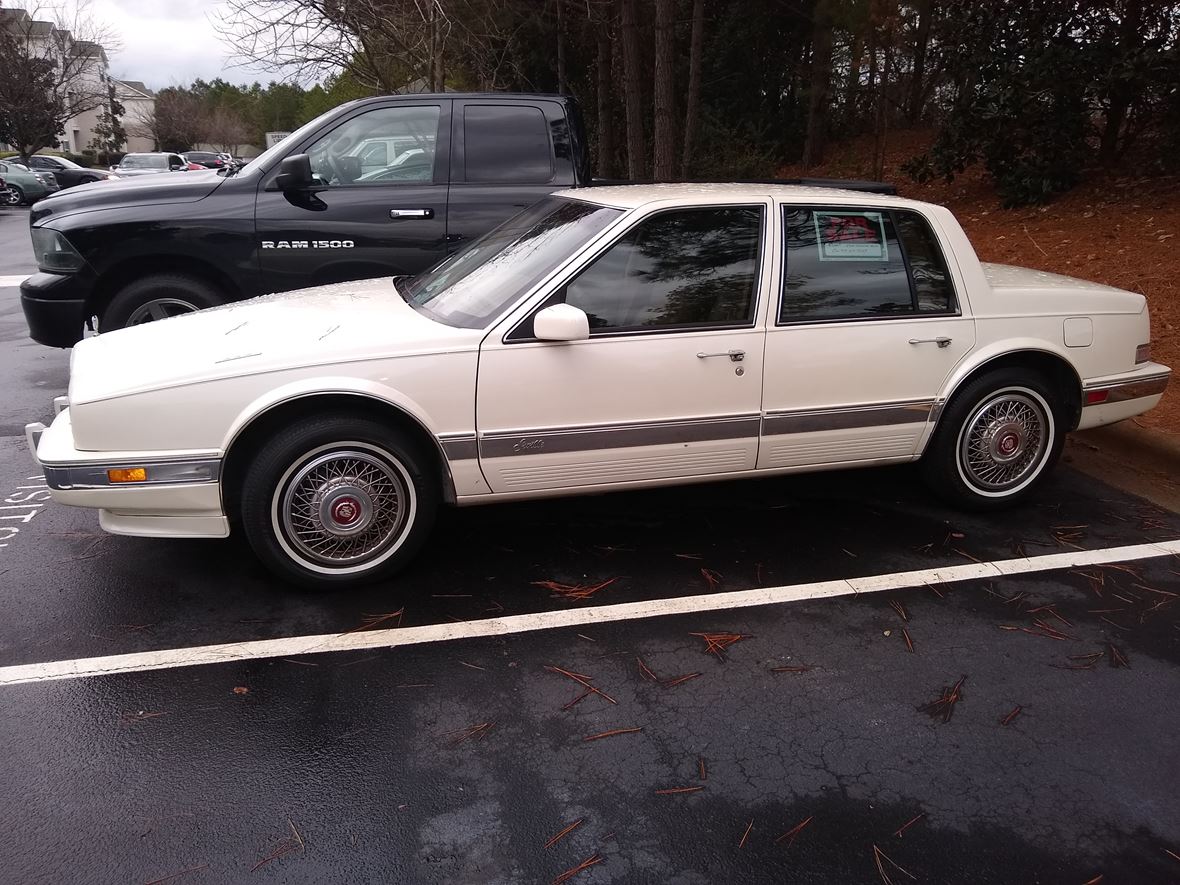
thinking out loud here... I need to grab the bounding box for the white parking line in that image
[0,275,29,287]
[1,539,1178,688]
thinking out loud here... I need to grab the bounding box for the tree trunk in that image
[597,34,616,178]
[652,0,677,180]
[845,30,864,127]
[620,0,647,180]
[906,0,931,123]
[801,0,834,169]
[556,0,568,93]
[681,0,705,178]
[1099,0,1143,165]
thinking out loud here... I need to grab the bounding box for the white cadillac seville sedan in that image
[27,184,1171,587]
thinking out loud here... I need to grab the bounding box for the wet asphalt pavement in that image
[1,206,1180,884]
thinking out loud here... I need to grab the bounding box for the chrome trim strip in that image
[439,434,479,461]
[43,458,222,490]
[53,396,69,416]
[1082,372,1170,405]
[762,400,935,436]
[24,423,46,461]
[479,414,761,458]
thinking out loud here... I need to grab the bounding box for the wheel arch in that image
[927,347,1084,452]
[220,390,458,522]
[88,254,242,322]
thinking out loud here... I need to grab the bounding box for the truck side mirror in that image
[276,154,314,191]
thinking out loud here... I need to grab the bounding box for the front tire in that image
[240,415,439,588]
[922,369,1064,510]
[100,273,226,330]
[1,185,24,206]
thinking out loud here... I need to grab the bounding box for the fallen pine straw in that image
[543,818,583,849]
[143,865,208,885]
[546,665,618,705]
[532,578,619,601]
[872,843,916,884]
[920,676,966,723]
[775,814,813,847]
[1000,705,1023,726]
[892,813,924,838]
[655,786,704,795]
[441,721,494,745]
[689,632,751,660]
[738,819,754,849]
[251,819,304,872]
[583,727,642,742]
[552,853,602,884]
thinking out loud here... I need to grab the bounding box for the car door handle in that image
[390,208,434,219]
[909,337,952,348]
[697,349,745,362]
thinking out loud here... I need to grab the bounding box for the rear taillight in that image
[1135,343,1151,364]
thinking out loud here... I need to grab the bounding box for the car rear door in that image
[445,98,578,256]
[255,100,451,292]
[759,203,976,469]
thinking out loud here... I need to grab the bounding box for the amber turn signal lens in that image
[107,467,147,483]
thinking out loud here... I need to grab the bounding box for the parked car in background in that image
[21,93,595,346]
[25,184,1171,587]
[0,160,60,205]
[182,151,229,170]
[110,153,191,177]
[25,154,119,189]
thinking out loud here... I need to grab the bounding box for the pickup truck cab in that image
[20,93,590,346]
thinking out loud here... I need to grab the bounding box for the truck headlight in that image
[30,227,85,273]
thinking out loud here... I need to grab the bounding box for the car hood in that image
[31,169,225,224]
[68,277,480,405]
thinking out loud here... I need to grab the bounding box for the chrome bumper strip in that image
[480,414,761,459]
[42,458,222,490]
[1082,372,1170,405]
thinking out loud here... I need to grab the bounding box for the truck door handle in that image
[390,208,433,219]
[697,349,745,362]
[909,337,952,348]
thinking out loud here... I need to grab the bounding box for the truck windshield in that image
[405,197,622,328]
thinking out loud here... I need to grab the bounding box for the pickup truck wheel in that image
[240,416,438,589]
[101,274,225,330]
[1,185,24,206]
[922,369,1064,510]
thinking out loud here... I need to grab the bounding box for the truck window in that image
[463,105,554,184]
[305,105,442,186]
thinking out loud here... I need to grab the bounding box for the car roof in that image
[558,182,935,211]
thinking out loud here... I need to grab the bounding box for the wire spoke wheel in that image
[276,448,410,568]
[957,391,1049,493]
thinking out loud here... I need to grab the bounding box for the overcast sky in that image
[89,0,289,90]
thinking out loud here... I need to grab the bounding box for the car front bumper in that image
[26,406,230,539]
[1077,363,1171,430]
[20,270,95,347]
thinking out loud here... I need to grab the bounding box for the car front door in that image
[759,204,976,469]
[476,201,772,494]
[255,101,451,292]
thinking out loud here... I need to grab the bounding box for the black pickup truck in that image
[20,93,592,347]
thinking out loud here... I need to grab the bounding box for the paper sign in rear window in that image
[814,211,888,261]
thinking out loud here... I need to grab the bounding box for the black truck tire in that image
[101,273,226,330]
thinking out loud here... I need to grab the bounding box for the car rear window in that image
[463,105,554,184]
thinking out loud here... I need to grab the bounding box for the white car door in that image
[759,203,976,469]
[476,200,773,494]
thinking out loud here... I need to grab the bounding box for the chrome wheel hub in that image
[959,392,1048,492]
[280,450,408,565]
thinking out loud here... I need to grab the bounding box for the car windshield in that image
[120,154,167,169]
[404,197,623,328]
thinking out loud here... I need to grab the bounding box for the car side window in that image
[559,206,763,334]
[779,206,955,323]
[463,105,553,184]
[305,105,442,187]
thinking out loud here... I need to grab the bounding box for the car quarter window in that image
[779,206,955,324]
[305,105,442,186]
[556,205,764,334]
[463,105,554,183]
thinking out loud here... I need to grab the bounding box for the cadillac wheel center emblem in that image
[331,497,361,525]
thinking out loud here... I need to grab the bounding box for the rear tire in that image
[239,415,439,589]
[100,273,225,330]
[922,369,1064,510]
[1,185,24,206]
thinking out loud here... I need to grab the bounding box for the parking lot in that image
[2,204,1179,884]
